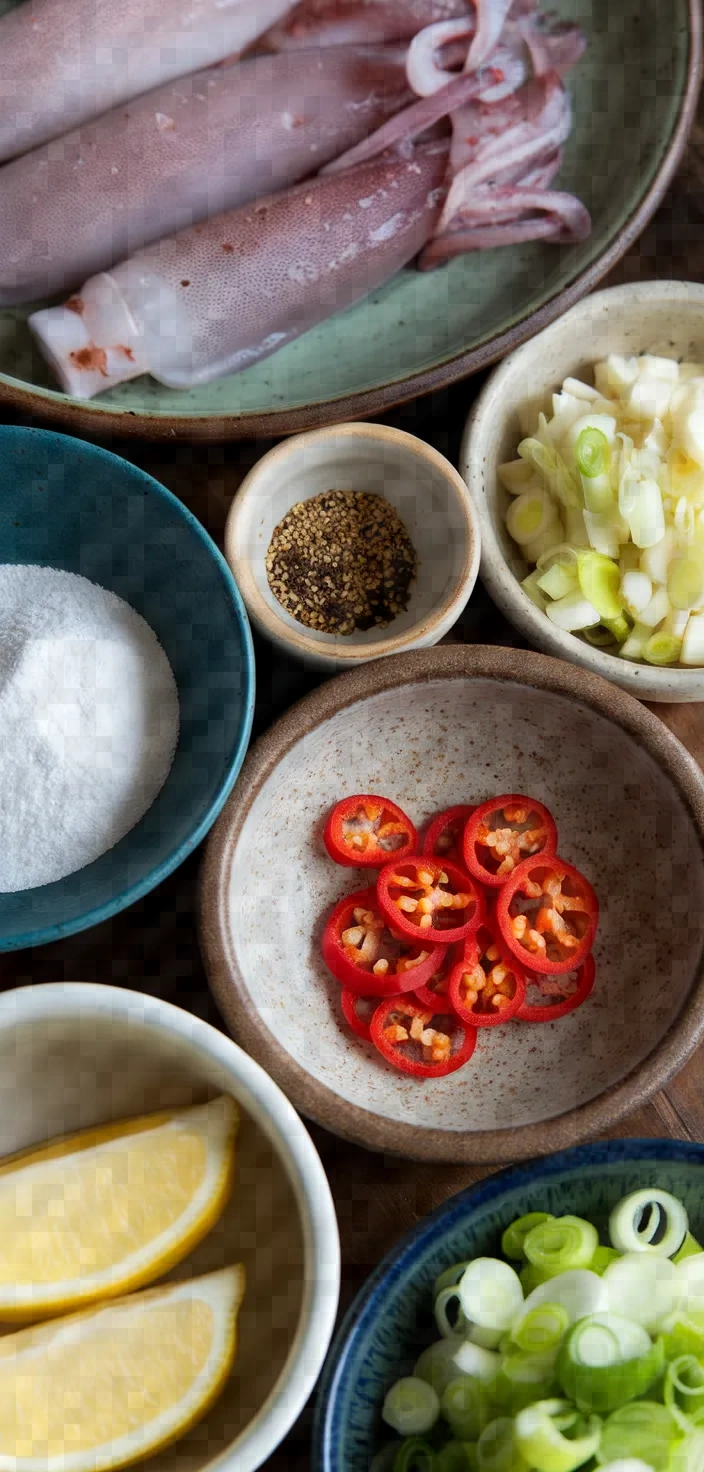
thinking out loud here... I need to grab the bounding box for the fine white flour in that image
[0,566,180,892]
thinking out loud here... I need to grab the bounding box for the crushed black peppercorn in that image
[265,490,417,636]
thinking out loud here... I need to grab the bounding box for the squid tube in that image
[0,0,296,164]
[0,47,411,306]
[29,142,449,399]
[261,0,474,49]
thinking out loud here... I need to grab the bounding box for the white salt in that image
[0,566,180,892]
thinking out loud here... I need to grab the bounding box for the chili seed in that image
[265,490,417,636]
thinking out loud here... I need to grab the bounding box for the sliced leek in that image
[502,1213,555,1263]
[514,1397,601,1472]
[523,1216,599,1277]
[558,1313,664,1413]
[458,1259,524,1332]
[597,1401,680,1472]
[609,1189,688,1257]
[382,1378,440,1436]
[602,1253,682,1333]
[440,1376,494,1441]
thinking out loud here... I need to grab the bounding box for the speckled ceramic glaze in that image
[200,647,704,1163]
[312,1139,704,1472]
[225,424,480,669]
[0,0,697,440]
[461,281,704,702]
[0,983,340,1472]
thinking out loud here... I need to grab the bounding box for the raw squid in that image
[0,0,297,164]
[29,142,449,398]
[0,47,411,306]
[261,0,474,50]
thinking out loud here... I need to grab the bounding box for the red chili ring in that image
[340,989,384,1041]
[495,855,598,977]
[516,953,596,1022]
[370,997,477,1078]
[448,924,526,1027]
[463,794,558,889]
[323,794,417,869]
[422,805,477,865]
[321,887,448,996]
[376,856,485,945]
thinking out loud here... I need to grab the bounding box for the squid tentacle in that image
[419,188,591,266]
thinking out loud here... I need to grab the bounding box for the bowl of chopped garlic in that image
[461,280,704,702]
[225,423,481,670]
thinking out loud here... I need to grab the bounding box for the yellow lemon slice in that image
[0,1264,245,1472]
[0,1095,238,1319]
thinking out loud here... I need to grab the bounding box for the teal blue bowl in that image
[0,425,255,950]
[314,1139,704,1471]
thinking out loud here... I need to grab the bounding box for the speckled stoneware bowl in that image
[313,1138,704,1472]
[199,645,704,1164]
[224,424,480,671]
[461,280,704,702]
[0,982,340,1472]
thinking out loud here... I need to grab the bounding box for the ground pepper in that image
[265,490,417,635]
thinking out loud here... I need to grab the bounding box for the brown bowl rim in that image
[199,645,704,1164]
[1,0,700,445]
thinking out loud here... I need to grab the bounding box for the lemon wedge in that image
[0,1264,245,1472]
[0,1095,238,1319]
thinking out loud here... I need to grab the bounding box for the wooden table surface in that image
[3,95,704,1472]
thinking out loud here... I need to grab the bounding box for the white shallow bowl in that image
[225,423,480,670]
[0,983,340,1472]
[460,280,704,702]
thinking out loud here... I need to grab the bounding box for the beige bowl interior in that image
[203,653,704,1161]
[0,1004,305,1472]
[462,281,704,702]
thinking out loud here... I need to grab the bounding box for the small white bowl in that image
[225,423,480,670]
[0,982,340,1472]
[460,280,704,703]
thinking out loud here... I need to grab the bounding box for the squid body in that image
[0,47,410,305]
[0,0,297,162]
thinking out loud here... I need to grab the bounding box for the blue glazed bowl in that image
[314,1139,704,1471]
[0,425,255,949]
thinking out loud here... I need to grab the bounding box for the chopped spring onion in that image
[451,1340,501,1384]
[393,1438,437,1472]
[458,1259,524,1332]
[434,1262,472,1299]
[602,1252,683,1332]
[668,551,704,610]
[576,427,611,479]
[521,570,549,610]
[523,1217,599,1277]
[558,1313,663,1413]
[609,1189,689,1257]
[491,1349,559,1413]
[440,1376,494,1441]
[662,1314,704,1365]
[583,509,621,557]
[638,586,671,628]
[382,1378,440,1437]
[498,460,536,495]
[619,622,651,660]
[434,1287,471,1341]
[514,1397,601,1472]
[621,569,653,616]
[576,552,623,619]
[502,1213,555,1262]
[590,1247,622,1277]
[545,591,600,632]
[520,1263,554,1296]
[517,438,579,510]
[627,478,666,548]
[537,562,579,601]
[665,1356,704,1431]
[643,631,683,665]
[597,1401,680,1472]
[682,613,704,665]
[514,1269,608,1339]
[512,1304,570,1354]
[415,1340,470,1398]
[477,1417,530,1472]
[506,488,560,548]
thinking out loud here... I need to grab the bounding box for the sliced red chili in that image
[516,953,596,1023]
[321,887,448,996]
[413,942,461,1011]
[370,997,477,1078]
[496,855,598,977]
[463,794,558,888]
[448,921,526,1027]
[376,856,484,945]
[323,794,417,868]
[422,805,476,865]
[341,989,383,1041]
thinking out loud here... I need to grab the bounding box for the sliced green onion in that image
[609,1189,688,1257]
[602,1252,682,1332]
[435,1443,478,1472]
[643,631,683,665]
[458,1259,524,1332]
[668,551,704,610]
[558,1314,663,1414]
[523,1217,599,1277]
[415,1339,469,1399]
[498,459,535,495]
[675,1235,704,1264]
[597,1401,679,1471]
[536,544,579,574]
[582,474,615,517]
[434,1287,471,1341]
[382,1378,440,1437]
[393,1438,437,1472]
[451,1340,501,1384]
[514,1397,601,1472]
[627,477,666,549]
[514,1270,607,1339]
[518,438,580,510]
[537,562,579,601]
[521,570,549,610]
[440,1376,494,1441]
[577,552,624,621]
[545,590,601,632]
[577,427,611,479]
[477,1417,530,1472]
[490,1349,559,1413]
[506,488,560,547]
[681,613,704,666]
[663,1315,704,1363]
[434,1262,472,1300]
[590,1246,622,1276]
[621,569,653,617]
[502,1214,555,1263]
[619,621,651,661]
[512,1304,570,1354]
[669,1430,704,1472]
[665,1356,704,1431]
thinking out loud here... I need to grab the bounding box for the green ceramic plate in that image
[0,0,700,440]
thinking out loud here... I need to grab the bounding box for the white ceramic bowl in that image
[225,423,480,670]
[460,280,704,702]
[0,983,340,1472]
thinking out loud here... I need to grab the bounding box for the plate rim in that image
[198,644,704,1164]
[0,0,700,443]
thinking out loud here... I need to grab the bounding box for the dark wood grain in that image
[2,91,704,1472]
